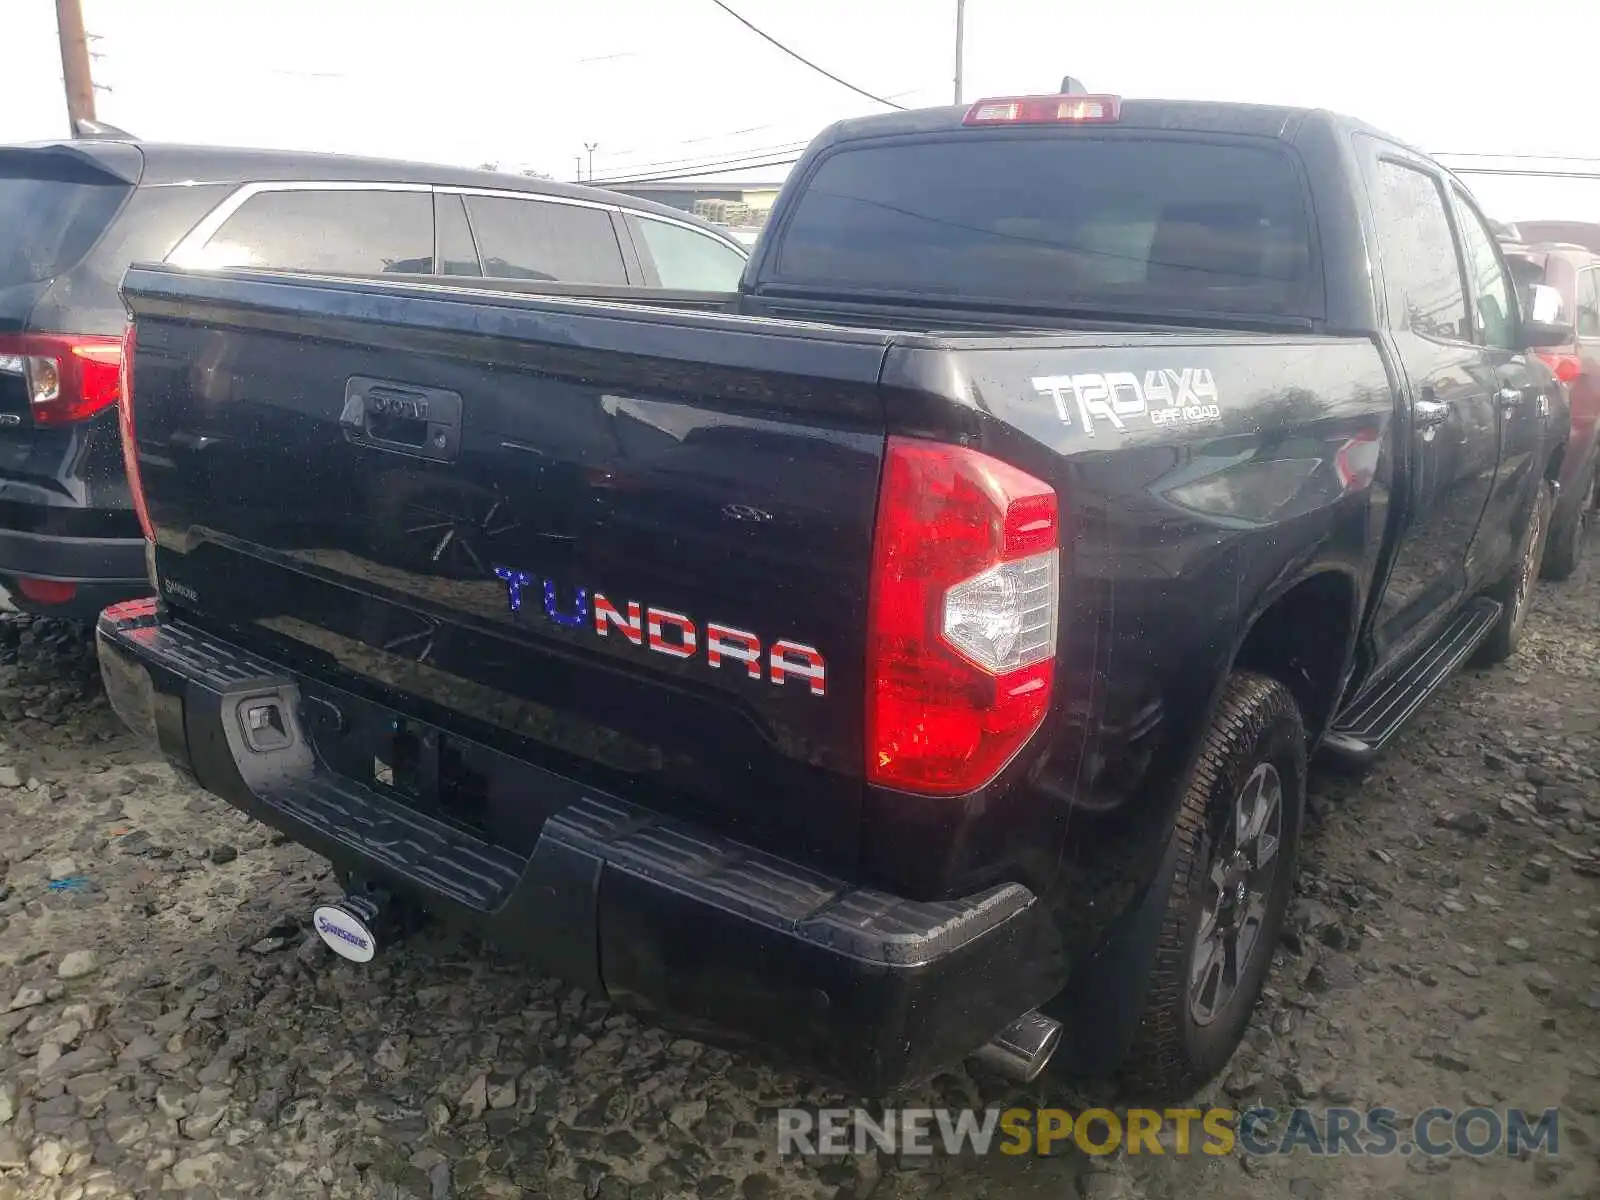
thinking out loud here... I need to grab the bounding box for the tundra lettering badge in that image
[1031,369,1222,435]
[492,565,828,696]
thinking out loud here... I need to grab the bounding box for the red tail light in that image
[15,578,77,605]
[1535,349,1582,384]
[117,323,156,542]
[0,333,123,426]
[867,438,1060,795]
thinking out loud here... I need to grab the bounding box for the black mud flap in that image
[1047,823,1184,1079]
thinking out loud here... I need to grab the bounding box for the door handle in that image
[1498,387,1524,413]
[1414,397,1450,429]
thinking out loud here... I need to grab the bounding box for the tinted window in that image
[1577,269,1600,338]
[632,217,746,290]
[196,188,434,275]
[1505,253,1545,297]
[436,193,481,276]
[1452,188,1516,348]
[772,137,1315,318]
[1503,251,1561,330]
[0,154,130,287]
[462,196,627,284]
[1370,161,1469,341]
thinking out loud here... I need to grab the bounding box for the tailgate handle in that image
[340,377,463,463]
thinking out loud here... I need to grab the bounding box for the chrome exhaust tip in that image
[971,1010,1063,1083]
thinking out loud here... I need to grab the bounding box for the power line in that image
[602,132,807,169]
[1437,152,1600,164]
[593,155,804,186]
[604,121,783,160]
[707,0,906,111]
[597,85,926,170]
[593,156,804,186]
[587,140,812,184]
[1445,167,1600,180]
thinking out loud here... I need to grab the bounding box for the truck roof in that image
[815,98,1417,155]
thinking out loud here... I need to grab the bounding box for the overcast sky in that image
[5,0,1600,219]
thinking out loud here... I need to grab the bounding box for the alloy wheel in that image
[1189,762,1284,1026]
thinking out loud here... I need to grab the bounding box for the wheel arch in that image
[1228,567,1362,744]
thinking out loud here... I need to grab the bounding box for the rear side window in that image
[1450,187,1516,349]
[770,135,1316,318]
[1369,160,1469,341]
[631,217,746,290]
[191,189,435,275]
[0,154,131,287]
[462,196,627,284]
[1577,269,1600,338]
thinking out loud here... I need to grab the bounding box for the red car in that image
[1500,237,1600,578]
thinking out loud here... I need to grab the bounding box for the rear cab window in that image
[766,133,1317,320]
[0,150,133,289]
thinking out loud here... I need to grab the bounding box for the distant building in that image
[602,177,788,229]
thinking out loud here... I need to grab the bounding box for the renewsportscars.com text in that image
[776,1106,1562,1159]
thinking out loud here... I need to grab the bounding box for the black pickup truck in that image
[99,93,1571,1099]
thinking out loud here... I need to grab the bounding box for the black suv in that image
[0,139,747,619]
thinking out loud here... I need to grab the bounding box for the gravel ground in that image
[1,543,1597,1200]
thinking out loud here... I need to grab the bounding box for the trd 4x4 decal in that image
[1031,368,1222,435]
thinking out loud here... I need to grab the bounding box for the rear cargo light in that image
[0,333,123,426]
[867,438,1060,795]
[1535,349,1583,384]
[117,323,156,542]
[963,93,1121,126]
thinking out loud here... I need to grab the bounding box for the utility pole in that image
[574,155,583,181]
[584,142,599,181]
[56,0,97,134]
[952,0,965,105]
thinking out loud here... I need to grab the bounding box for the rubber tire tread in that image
[1540,461,1592,582]
[1116,670,1306,1103]
[1477,480,1552,666]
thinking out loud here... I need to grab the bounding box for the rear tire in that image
[1115,671,1306,1102]
[1540,461,1594,582]
[1476,479,1553,666]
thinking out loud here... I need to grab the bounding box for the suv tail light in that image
[0,333,124,426]
[867,438,1060,795]
[15,578,77,606]
[117,323,155,542]
[1535,349,1582,384]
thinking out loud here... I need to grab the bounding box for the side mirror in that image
[1522,283,1575,348]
